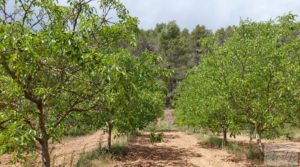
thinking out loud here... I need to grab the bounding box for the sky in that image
[120,0,300,31]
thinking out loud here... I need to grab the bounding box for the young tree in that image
[0,0,137,166]
[81,51,167,150]
[222,15,300,152]
[175,14,300,153]
[174,52,243,145]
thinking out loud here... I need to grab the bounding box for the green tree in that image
[214,26,234,45]
[174,53,243,145]
[175,14,300,153]
[0,0,136,166]
[130,23,212,107]
[80,51,166,150]
[222,15,300,152]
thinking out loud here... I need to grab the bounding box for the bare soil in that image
[1,131,253,167]
[0,131,106,167]
[2,130,300,167]
[111,132,251,167]
[1,108,299,167]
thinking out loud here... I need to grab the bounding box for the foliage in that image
[149,128,163,144]
[149,132,163,144]
[0,0,158,166]
[175,14,300,151]
[174,51,244,143]
[222,14,300,151]
[76,50,167,149]
[127,22,213,106]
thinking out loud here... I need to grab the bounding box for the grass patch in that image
[197,133,261,161]
[22,153,39,167]
[245,147,261,160]
[76,134,132,167]
[76,144,127,167]
[206,136,223,148]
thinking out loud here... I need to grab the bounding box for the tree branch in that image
[19,0,35,29]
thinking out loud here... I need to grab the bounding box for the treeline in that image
[174,14,300,153]
[0,0,167,166]
[126,22,234,106]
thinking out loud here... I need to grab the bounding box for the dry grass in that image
[76,135,130,167]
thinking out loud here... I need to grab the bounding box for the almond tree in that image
[175,14,300,153]
[174,54,243,145]
[0,0,136,166]
[79,51,167,150]
[222,14,300,152]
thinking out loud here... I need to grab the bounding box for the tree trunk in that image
[40,139,51,167]
[256,132,263,153]
[249,127,254,145]
[107,122,113,150]
[222,127,228,147]
[37,103,50,167]
[255,126,264,155]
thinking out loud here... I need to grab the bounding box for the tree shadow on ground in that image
[113,133,201,167]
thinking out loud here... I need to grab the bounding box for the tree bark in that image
[256,132,263,153]
[39,138,51,167]
[222,126,228,147]
[255,126,264,155]
[107,122,113,150]
[37,103,51,167]
[249,127,254,145]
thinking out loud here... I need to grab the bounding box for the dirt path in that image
[112,132,250,167]
[1,109,253,167]
[2,129,300,167]
[1,131,251,167]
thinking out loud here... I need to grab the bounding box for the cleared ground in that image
[1,109,299,167]
[1,131,252,167]
[112,131,251,167]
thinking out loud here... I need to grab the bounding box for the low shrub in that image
[149,128,164,144]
